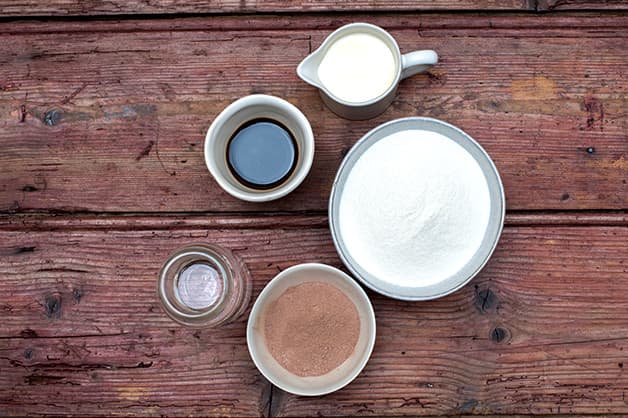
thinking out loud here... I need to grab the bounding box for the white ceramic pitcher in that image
[297,23,438,120]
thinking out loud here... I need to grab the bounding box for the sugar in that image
[338,129,491,287]
[317,33,396,103]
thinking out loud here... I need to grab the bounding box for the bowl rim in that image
[246,262,377,396]
[329,116,506,301]
[204,94,315,202]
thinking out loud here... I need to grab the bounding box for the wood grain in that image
[0,4,626,418]
[0,218,626,415]
[2,0,628,17]
[0,14,626,214]
[0,0,529,17]
[537,0,628,10]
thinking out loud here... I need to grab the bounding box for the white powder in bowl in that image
[338,129,491,288]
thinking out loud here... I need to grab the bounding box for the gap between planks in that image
[0,211,626,231]
[0,12,627,36]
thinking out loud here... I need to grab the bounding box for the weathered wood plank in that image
[2,13,627,34]
[0,0,529,17]
[2,0,628,17]
[0,330,268,416]
[0,14,626,214]
[537,0,628,10]
[0,220,626,415]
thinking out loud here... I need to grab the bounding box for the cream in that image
[317,33,396,103]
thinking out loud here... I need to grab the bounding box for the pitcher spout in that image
[297,50,323,89]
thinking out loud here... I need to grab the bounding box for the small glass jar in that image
[158,243,251,327]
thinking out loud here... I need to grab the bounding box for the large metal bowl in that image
[329,117,505,301]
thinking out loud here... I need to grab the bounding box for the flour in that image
[317,33,396,103]
[338,129,491,287]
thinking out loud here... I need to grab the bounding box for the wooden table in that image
[1,1,627,416]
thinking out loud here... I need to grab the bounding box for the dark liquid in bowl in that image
[226,118,298,190]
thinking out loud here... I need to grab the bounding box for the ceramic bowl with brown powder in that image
[247,263,376,396]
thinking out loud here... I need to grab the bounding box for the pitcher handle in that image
[400,50,438,80]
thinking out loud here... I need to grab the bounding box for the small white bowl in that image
[204,94,315,202]
[247,263,376,396]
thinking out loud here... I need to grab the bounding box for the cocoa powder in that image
[263,281,360,377]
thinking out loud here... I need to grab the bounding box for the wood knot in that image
[72,287,83,303]
[474,286,499,314]
[44,293,62,318]
[426,71,446,85]
[135,140,154,161]
[582,96,604,131]
[586,147,595,154]
[457,399,478,413]
[20,328,38,338]
[14,246,35,255]
[24,374,65,385]
[43,109,62,126]
[19,104,27,122]
[490,326,511,344]
[22,185,38,192]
